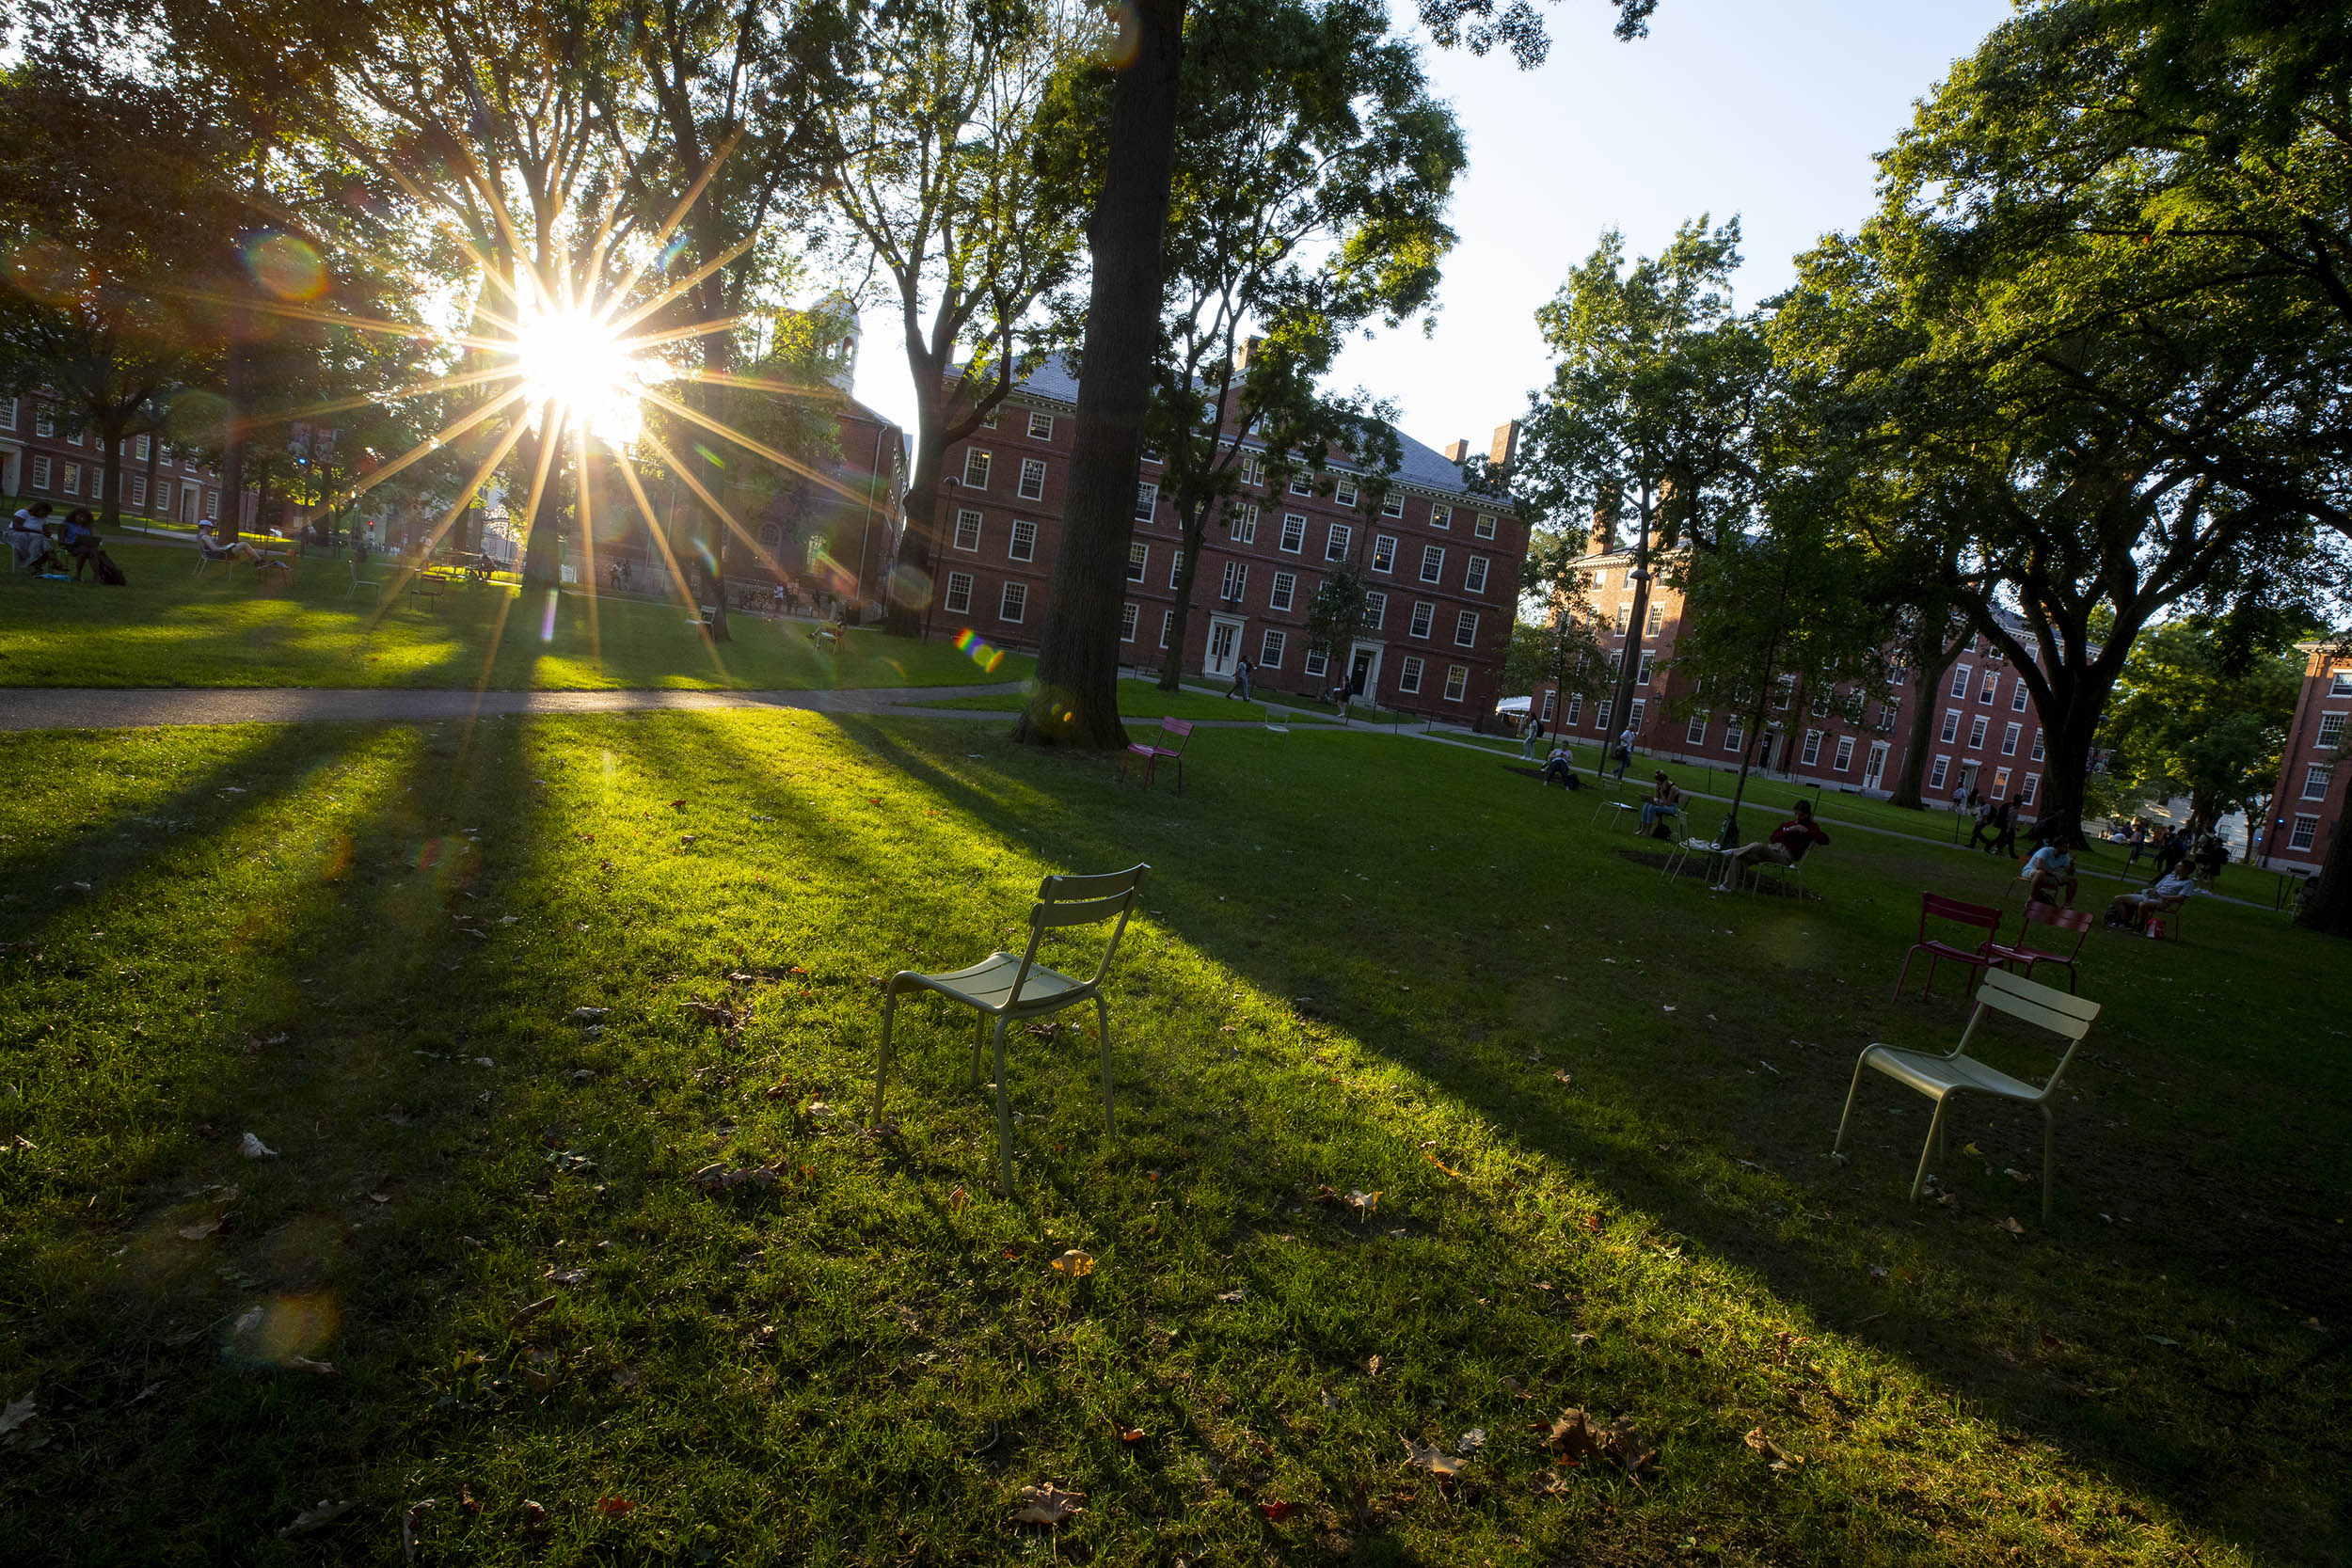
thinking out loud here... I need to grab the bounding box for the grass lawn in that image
[0,537,1031,692]
[1,717,2345,1564]
[916,679,1336,726]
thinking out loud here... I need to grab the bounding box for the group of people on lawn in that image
[9,500,123,582]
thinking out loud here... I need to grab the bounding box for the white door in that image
[1203,617,1242,677]
[1347,641,1383,701]
[1863,740,1888,792]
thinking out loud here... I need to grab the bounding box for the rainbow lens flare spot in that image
[952,629,1007,673]
[246,233,327,301]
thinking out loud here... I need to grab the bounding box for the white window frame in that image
[1949,663,1972,700]
[1465,556,1489,594]
[1128,542,1148,582]
[1279,514,1307,553]
[961,448,993,489]
[1542,690,1557,722]
[1723,718,1741,753]
[1168,551,1185,590]
[1382,492,1406,518]
[1419,545,1444,584]
[2333,672,2352,697]
[1325,522,1353,563]
[1229,500,1259,544]
[1288,472,1312,497]
[1134,482,1158,522]
[2319,712,2348,748]
[2019,773,2038,804]
[1371,534,1397,573]
[1334,478,1359,508]
[1270,571,1297,611]
[1219,560,1248,600]
[1408,601,1435,639]
[1398,656,1424,694]
[129,474,146,507]
[1444,665,1470,702]
[1260,629,1286,667]
[61,463,81,496]
[2011,681,2030,712]
[1008,518,1036,562]
[1939,708,1962,744]
[1800,729,1823,767]
[998,581,1026,622]
[1597,699,1614,731]
[2303,763,2334,800]
[2001,721,2021,756]
[953,508,983,551]
[1565,694,1582,727]
[1993,767,2011,795]
[1303,647,1328,678]
[1968,715,1990,750]
[1980,670,2000,705]
[2030,729,2045,762]
[1427,502,1449,529]
[1018,457,1046,501]
[33,406,55,437]
[1120,602,1138,641]
[1027,410,1054,440]
[944,571,974,614]
[2291,814,2319,849]
[1686,713,1708,746]
[1929,755,1949,790]
[1360,590,1386,629]
[1159,610,1176,649]
[1833,735,1855,772]
[1454,610,1478,648]
[1636,650,1655,686]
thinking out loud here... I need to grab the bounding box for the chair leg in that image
[1832,1051,1871,1157]
[870,986,900,1125]
[969,1009,989,1087]
[990,1015,1015,1193]
[1911,1094,1952,1203]
[1094,994,1116,1136]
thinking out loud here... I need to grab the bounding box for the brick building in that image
[2259,641,2351,874]
[1532,534,2069,810]
[930,358,1530,720]
[0,394,240,524]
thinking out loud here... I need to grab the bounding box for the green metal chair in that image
[1832,967,2100,1220]
[870,863,1149,1190]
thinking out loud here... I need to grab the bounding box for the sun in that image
[511,299,648,442]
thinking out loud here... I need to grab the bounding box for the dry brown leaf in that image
[1402,1437,1466,1477]
[520,1499,548,1524]
[509,1295,559,1330]
[1049,1248,1095,1277]
[1743,1427,1804,1470]
[593,1497,636,1515]
[1345,1188,1380,1214]
[177,1217,223,1241]
[1258,1499,1302,1521]
[1999,1216,2026,1236]
[1546,1408,1658,1477]
[1216,1288,1246,1303]
[1532,1470,1574,1496]
[1367,1354,1383,1377]
[1010,1483,1086,1526]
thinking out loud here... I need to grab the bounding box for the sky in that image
[848,0,2015,451]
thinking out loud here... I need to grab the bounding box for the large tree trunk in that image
[1012,0,1187,748]
[217,340,249,543]
[1888,629,1970,809]
[1605,484,1655,745]
[519,419,565,589]
[1158,500,1209,690]
[895,371,952,639]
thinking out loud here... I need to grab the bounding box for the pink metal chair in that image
[1894,894,2004,1001]
[1120,718,1193,795]
[1984,902,2093,993]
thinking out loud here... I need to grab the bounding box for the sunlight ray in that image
[675,367,842,401]
[602,232,760,339]
[610,454,738,682]
[326,382,535,515]
[571,421,602,664]
[609,313,766,353]
[264,362,522,425]
[632,423,799,588]
[598,129,745,324]
[633,385,868,506]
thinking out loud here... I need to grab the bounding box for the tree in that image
[1015,0,1661,749]
[1515,523,1616,762]
[1144,0,1463,693]
[1300,554,1369,702]
[1517,218,1770,758]
[2098,612,2304,842]
[818,0,1102,638]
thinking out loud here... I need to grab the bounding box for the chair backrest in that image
[1005,863,1151,1006]
[1920,893,2001,940]
[2020,900,2093,957]
[1156,719,1194,756]
[1954,967,2101,1098]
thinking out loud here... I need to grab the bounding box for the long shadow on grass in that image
[822,717,2349,1563]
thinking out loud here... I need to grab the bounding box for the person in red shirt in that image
[1714,799,1831,892]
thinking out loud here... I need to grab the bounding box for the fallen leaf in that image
[1321,1389,1341,1410]
[1457,1428,1487,1452]
[2143,1335,2180,1347]
[1963,1142,1984,1158]
[671,799,688,811]
[520,1499,548,1524]
[1367,1354,1382,1377]
[569,1006,609,1022]
[278,1499,354,1538]
[1258,1499,1302,1521]
[1572,1331,1597,1347]
[239,1132,278,1160]
[1999,1216,2026,1236]
[1553,1069,1574,1084]
[946,1185,968,1210]
[1580,1213,1604,1234]
[285,1355,337,1375]
[1216,1288,1246,1303]
[2004,1166,2032,1183]
[1344,1188,1379,1215]
[0,1393,35,1435]
[177,1217,223,1241]
[1532,1470,1574,1496]
[1049,1248,1095,1277]
[1010,1483,1086,1526]
[1403,1437,1466,1477]
[509,1295,559,1330]
[1743,1427,1804,1470]
[1117,1425,1146,1444]
[458,1484,483,1514]
[1545,1407,1658,1476]
[548,1269,588,1287]
[593,1497,636,1516]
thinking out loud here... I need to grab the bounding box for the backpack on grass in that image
[93,550,127,586]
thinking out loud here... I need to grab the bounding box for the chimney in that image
[1489,420,1521,468]
[1587,483,1619,556]
[1442,438,1470,466]
[1234,334,1263,370]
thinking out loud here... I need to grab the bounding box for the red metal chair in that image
[1893,894,2005,1001]
[1984,902,2093,992]
[1120,718,1194,795]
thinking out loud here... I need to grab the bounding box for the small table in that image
[1590,799,1638,832]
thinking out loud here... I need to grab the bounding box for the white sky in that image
[849,0,2013,452]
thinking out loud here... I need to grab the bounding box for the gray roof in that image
[972,354,1511,510]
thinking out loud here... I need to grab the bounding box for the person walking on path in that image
[1613,726,1634,781]
[1227,657,1253,702]
[2125,822,2148,867]
[1521,715,1545,759]
[1990,800,2021,858]
[1967,798,1999,850]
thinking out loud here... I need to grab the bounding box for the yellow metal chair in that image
[1832,967,2100,1220]
[870,864,1149,1190]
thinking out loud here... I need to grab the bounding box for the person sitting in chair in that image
[2108,866,2196,931]
[8,502,67,576]
[1640,771,1682,838]
[1713,800,1830,892]
[2018,835,2079,907]
[1538,741,1582,790]
[195,518,265,565]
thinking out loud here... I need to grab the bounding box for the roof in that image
[964,354,1515,511]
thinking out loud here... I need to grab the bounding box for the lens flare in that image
[540,588,559,642]
[953,629,1008,673]
[512,296,646,441]
[246,233,327,301]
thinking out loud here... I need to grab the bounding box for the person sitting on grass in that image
[8,502,68,577]
[1713,800,1829,892]
[2108,865,2196,931]
[2018,835,2079,907]
[1538,741,1582,790]
[1640,771,1682,837]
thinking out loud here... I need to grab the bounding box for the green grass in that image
[0,537,1031,691]
[1,716,2345,1564]
[916,678,1336,725]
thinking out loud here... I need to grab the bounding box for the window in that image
[1968,716,1989,749]
[2030,729,2045,762]
[953,508,982,551]
[1564,695,1582,728]
[1027,410,1054,440]
[2303,763,2334,800]
[205,489,218,515]
[1325,522,1352,562]
[1542,690,1557,722]
[1270,571,1297,611]
[1939,708,1962,744]
[1279,514,1307,553]
[1833,736,1855,771]
[61,463,81,496]
[1645,602,1664,637]
[1419,545,1444,584]
[1134,482,1158,522]
[1229,501,1259,544]
[1260,629,1286,667]
[1597,699,1614,731]
[1929,755,1949,790]
[1429,504,1451,530]
[134,434,149,459]
[1686,713,1708,746]
[1409,601,1435,639]
[33,406,55,437]
[2291,815,2319,850]
[1219,561,1248,600]
[2333,671,2352,696]
[1288,472,1312,497]
[1120,603,1138,641]
[1454,610,1479,648]
[1399,656,1425,694]
[1724,719,1743,753]
[1243,456,1266,487]
[1334,478,1359,508]
[67,425,84,447]
[1382,492,1405,518]
[1128,542,1148,581]
[2001,721,2021,756]
[1168,551,1185,589]
[944,571,974,614]
[979,406,998,428]
[129,475,146,507]
[1360,590,1386,628]
[1949,664,1972,699]
[0,396,14,430]
[2019,773,2038,805]
[1371,534,1397,573]
[1801,729,1824,767]
[1993,767,2011,795]
[1465,556,1489,594]
[1444,664,1470,702]
[1008,519,1036,562]
[1160,610,1176,649]
[2319,712,2348,748]
[1628,698,1645,728]
[961,448,992,489]
[1303,647,1328,677]
[2011,681,2029,712]
[1636,650,1655,686]
[1474,513,1496,540]
[1141,447,1161,465]
[1979,670,1999,705]
[1774,675,1797,710]
[1018,457,1046,500]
